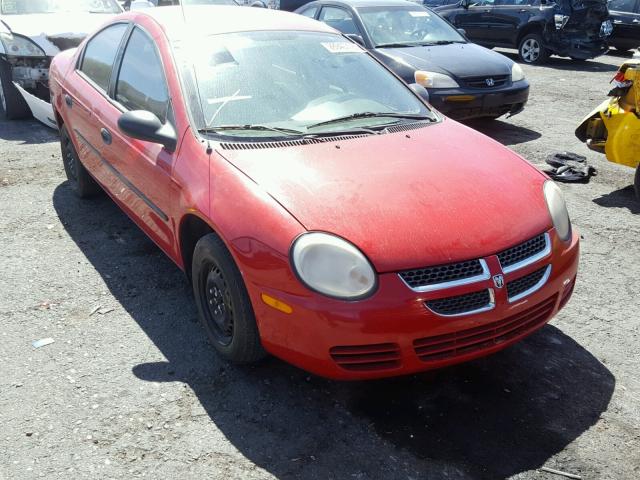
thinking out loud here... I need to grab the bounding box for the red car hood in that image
[219,119,551,272]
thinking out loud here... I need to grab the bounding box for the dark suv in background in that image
[434,0,613,64]
[608,0,640,53]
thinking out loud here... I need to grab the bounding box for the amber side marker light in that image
[445,95,476,103]
[261,293,293,314]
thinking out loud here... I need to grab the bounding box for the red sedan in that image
[49,6,579,380]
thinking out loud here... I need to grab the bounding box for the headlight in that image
[554,14,569,30]
[291,232,377,300]
[511,63,525,82]
[415,70,459,89]
[544,181,572,242]
[0,32,46,57]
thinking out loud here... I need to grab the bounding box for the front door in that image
[97,26,180,255]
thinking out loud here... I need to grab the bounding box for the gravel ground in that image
[1,50,639,480]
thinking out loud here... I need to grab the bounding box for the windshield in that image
[177,31,433,138]
[0,0,121,14]
[358,6,465,47]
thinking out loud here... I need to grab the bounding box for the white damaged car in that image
[0,0,122,127]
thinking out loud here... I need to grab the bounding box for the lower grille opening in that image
[426,289,492,316]
[330,343,401,371]
[507,266,549,301]
[414,294,558,363]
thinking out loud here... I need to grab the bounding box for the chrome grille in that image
[498,233,550,273]
[399,259,486,290]
[426,289,493,316]
[507,266,550,302]
[462,75,509,89]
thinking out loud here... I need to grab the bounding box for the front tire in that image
[518,33,550,65]
[192,233,266,364]
[0,58,30,120]
[60,124,101,198]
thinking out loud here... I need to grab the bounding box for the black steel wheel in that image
[192,233,266,363]
[59,124,101,198]
[201,263,235,346]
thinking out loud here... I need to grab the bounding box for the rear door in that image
[609,0,640,50]
[483,0,537,46]
[66,23,129,186]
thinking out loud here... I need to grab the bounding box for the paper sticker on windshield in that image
[321,42,363,54]
[409,11,430,17]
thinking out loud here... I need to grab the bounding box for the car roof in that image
[130,5,336,39]
[308,0,425,8]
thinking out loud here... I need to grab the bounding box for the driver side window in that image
[319,7,360,35]
[115,27,170,123]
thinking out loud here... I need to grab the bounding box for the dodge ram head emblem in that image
[486,78,495,87]
[493,274,504,289]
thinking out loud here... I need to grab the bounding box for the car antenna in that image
[178,0,213,155]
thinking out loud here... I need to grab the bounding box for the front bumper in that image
[252,228,579,380]
[428,81,530,121]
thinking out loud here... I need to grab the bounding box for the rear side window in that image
[299,6,318,17]
[80,24,128,92]
[115,28,170,122]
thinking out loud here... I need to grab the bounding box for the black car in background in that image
[608,0,640,52]
[296,0,529,119]
[434,0,613,64]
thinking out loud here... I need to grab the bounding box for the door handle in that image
[100,128,112,145]
[64,94,72,107]
[483,8,490,12]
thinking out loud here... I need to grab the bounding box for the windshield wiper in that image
[422,40,466,45]
[376,42,417,48]
[199,124,306,136]
[306,112,435,129]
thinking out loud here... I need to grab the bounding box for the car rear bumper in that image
[547,37,609,59]
[252,228,579,380]
[428,81,530,120]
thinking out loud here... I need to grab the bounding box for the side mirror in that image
[457,28,467,37]
[409,83,430,103]
[345,34,365,47]
[118,110,177,152]
[461,0,470,8]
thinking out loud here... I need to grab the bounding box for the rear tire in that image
[518,33,550,65]
[192,233,266,364]
[0,58,30,120]
[60,124,101,198]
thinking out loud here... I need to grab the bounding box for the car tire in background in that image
[0,58,31,120]
[192,233,267,364]
[60,124,102,198]
[518,33,550,65]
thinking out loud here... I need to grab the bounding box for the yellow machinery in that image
[576,60,640,199]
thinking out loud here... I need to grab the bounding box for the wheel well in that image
[179,214,215,280]
[517,24,544,47]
